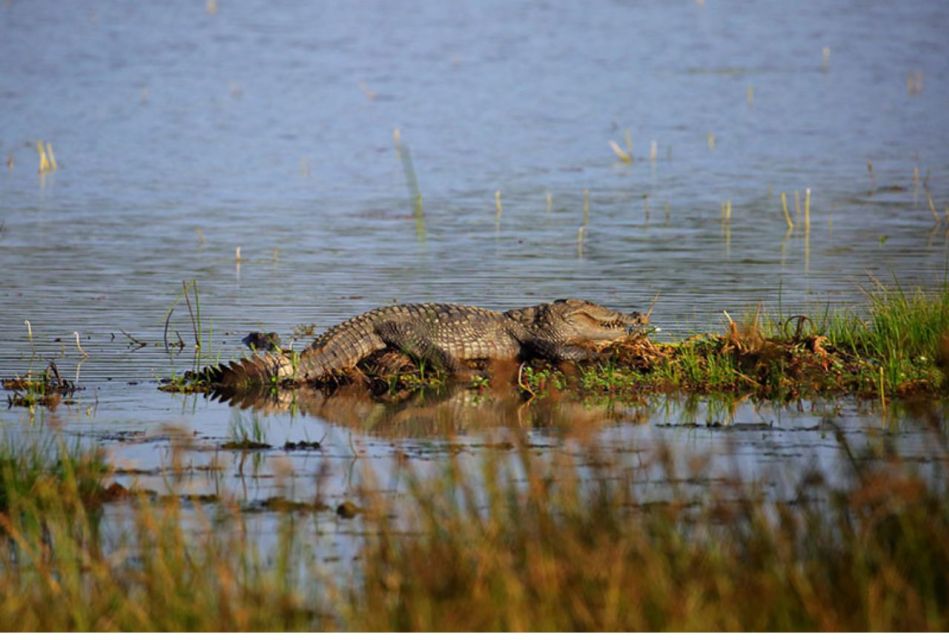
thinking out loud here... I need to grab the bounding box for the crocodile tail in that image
[194,351,298,390]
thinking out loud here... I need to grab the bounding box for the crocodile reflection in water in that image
[210,383,648,439]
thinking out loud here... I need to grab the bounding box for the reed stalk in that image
[780,192,793,229]
[804,188,811,232]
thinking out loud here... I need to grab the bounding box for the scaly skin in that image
[200,299,645,390]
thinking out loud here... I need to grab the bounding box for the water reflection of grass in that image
[0,425,945,631]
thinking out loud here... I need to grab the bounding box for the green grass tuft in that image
[819,282,949,391]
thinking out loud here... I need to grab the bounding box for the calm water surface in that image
[1,1,948,552]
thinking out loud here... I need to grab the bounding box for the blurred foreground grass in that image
[0,421,946,631]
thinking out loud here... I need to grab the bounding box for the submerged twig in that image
[119,329,148,351]
[163,307,175,354]
[182,280,200,350]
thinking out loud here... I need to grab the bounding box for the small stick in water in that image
[609,140,631,164]
[927,192,940,223]
[804,188,811,232]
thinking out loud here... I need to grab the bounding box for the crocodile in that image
[192,299,646,391]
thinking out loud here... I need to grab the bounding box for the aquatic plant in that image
[223,410,270,450]
[818,280,949,393]
[159,280,218,373]
[392,129,425,240]
[35,141,57,174]
[608,140,631,163]
[780,192,794,229]
[2,362,77,408]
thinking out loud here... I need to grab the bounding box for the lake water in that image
[1,0,948,537]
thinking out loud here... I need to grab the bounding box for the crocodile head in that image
[543,299,646,344]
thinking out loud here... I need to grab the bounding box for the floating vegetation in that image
[221,440,271,451]
[291,323,318,340]
[221,411,270,450]
[2,362,78,408]
[157,372,213,394]
[283,440,322,451]
[242,331,281,352]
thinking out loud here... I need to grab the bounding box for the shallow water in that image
[1,1,948,561]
